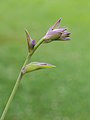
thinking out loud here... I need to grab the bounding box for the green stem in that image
[0,55,29,120]
[0,37,44,120]
[0,72,22,120]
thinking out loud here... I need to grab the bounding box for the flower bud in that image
[43,18,71,43]
[22,62,56,74]
[25,29,35,52]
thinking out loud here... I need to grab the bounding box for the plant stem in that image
[0,37,44,120]
[0,72,22,120]
[0,55,29,120]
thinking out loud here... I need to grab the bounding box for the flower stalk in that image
[0,37,44,120]
[0,18,71,120]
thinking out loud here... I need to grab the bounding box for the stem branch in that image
[0,37,44,120]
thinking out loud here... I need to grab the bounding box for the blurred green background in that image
[0,0,90,120]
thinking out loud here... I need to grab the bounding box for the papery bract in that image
[22,62,56,74]
[25,29,36,52]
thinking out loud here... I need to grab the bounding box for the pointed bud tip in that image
[24,28,28,33]
[58,18,62,23]
[46,64,56,68]
[25,28,29,37]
